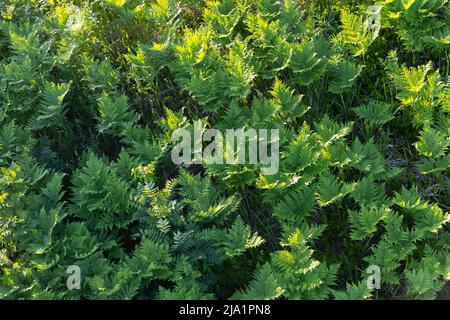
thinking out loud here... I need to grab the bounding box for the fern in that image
[178,170,240,223]
[364,239,402,285]
[231,263,284,300]
[335,8,380,56]
[351,176,386,206]
[96,93,138,136]
[387,58,442,128]
[332,281,372,300]
[314,115,353,147]
[418,153,450,174]
[125,40,173,92]
[157,281,214,300]
[28,82,69,130]
[221,217,265,258]
[82,59,119,94]
[289,40,329,86]
[349,138,385,176]
[385,0,450,53]
[271,228,338,299]
[317,172,355,207]
[2,0,449,301]
[71,153,133,231]
[273,187,316,223]
[349,205,390,241]
[415,126,450,158]
[284,123,322,173]
[127,238,173,280]
[271,78,310,121]
[328,60,363,94]
[354,101,395,128]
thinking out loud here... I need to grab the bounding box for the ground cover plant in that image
[0,0,449,300]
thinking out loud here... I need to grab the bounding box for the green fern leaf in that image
[231,263,284,300]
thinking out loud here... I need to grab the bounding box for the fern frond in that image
[332,280,372,300]
[328,60,363,94]
[415,126,450,158]
[317,173,355,207]
[349,205,390,241]
[231,263,284,300]
[289,40,329,86]
[96,93,138,136]
[28,82,69,130]
[336,8,380,56]
[354,101,395,127]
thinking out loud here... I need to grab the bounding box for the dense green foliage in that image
[0,0,449,300]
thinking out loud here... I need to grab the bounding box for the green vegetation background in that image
[0,0,449,300]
